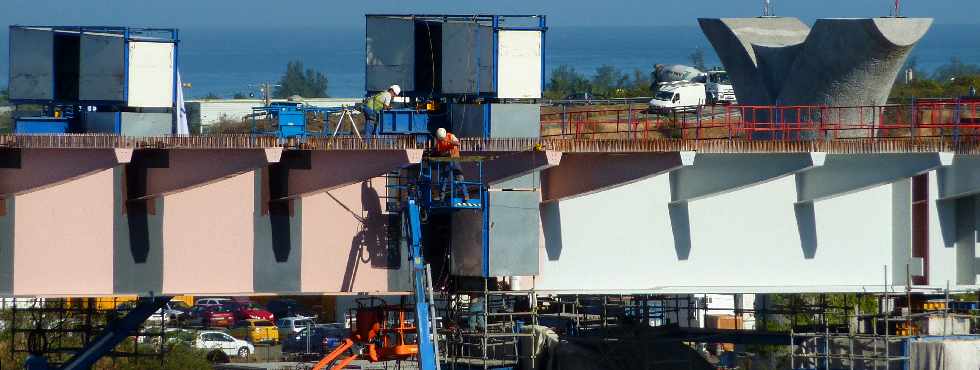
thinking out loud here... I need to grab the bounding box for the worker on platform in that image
[360,85,401,132]
[435,127,470,201]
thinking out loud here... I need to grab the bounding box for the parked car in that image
[228,319,279,344]
[282,324,350,355]
[194,297,232,309]
[276,316,316,338]
[145,301,191,325]
[227,301,275,321]
[265,299,316,319]
[190,305,235,328]
[194,330,254,359]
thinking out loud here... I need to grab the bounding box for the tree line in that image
[890,57,980,101]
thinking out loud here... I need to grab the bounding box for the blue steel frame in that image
[8,26,180,122]
[363,15,547,99]
[415,159,483,210]
[249,103,344,138]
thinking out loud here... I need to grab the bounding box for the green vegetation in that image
[274,60,329,99]
[1,86,8,105]
[0,112,11,133]
[544,64,651,99]
[890,57,980,102]
[232,92,249,99]
[202,92,221,100]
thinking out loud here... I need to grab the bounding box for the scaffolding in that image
[5,297,176,368]
[438,279,539,370]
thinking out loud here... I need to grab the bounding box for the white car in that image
[276,316,316,338]
[194,297,232,308]
[194,330,254,359]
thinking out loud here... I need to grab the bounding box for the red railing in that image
[541,99,980,142]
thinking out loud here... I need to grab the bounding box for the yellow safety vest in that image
[363,91,387,111]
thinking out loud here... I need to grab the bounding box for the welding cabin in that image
[365,14,546,100]
[8,26,179,135]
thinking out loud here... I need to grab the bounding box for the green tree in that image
[590,65,629,98]
[0,86,8,105]
[933,57,980,81]
[544,65,591,99]
[203,92,221,100]
[689,48,707,71]
[232,92,248,99]
[274,60,329,98]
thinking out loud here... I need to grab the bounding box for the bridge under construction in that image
[3,11,980,370]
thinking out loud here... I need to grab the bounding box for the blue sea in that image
[3,24,980,99]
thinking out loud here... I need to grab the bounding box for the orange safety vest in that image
[436,133,460,157]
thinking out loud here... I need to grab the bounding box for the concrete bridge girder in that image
[0,148,132,197]
[483,150,562,186]
[272,149,423,200]
[132,148,282,199]
[670,152,826,203]
[795,152,953,203]
[541,151,696,203]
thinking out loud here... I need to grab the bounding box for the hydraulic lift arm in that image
[405,199,439,370]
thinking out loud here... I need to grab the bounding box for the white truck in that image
[648,82,707,114]
[705,70,736,104]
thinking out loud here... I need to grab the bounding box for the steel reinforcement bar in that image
[2,135,980,154]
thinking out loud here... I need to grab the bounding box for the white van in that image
[649,83,706,114]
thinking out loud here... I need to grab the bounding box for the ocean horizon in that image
[3,24,980,99]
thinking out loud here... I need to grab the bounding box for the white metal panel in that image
[127,42,175,108]
[366,17,415,92]
[9,28,54,100]
[497,31,542,99]
[441,22,494,95]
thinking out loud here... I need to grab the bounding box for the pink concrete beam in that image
[280,149,423,199]
[0,148,131,196]
[139,148,282,198]
[541,152,696,203]
[484,150,562,186]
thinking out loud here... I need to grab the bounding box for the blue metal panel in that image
[15,117,70,134]
[378,109,429,134]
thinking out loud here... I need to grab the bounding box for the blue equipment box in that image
[276,110,307,138]
[378,109,429,134]
[15,117,71,134]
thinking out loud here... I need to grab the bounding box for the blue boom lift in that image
[310,156,484,370]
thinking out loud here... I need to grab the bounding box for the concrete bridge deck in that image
[2,135,980,297]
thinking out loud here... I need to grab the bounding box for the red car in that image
[228,301,275,322]
[191,305,236,328]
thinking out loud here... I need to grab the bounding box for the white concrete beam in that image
[796,153,953,203]
[670,152,825,203]
[938,155,980,200]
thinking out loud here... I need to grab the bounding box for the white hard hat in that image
[389,85,402,96]
[436,127,447,139]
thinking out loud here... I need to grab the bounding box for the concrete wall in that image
[9,169,116,296]
[538,173,898,293]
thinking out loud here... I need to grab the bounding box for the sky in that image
[0,0,977,28]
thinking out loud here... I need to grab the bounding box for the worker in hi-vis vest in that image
[360,84,401,130]
[435,127,469,201]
